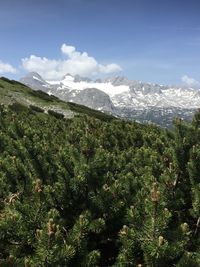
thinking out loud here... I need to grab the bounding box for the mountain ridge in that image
[20,72,200,127]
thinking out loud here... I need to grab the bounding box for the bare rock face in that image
[72,88,115,112]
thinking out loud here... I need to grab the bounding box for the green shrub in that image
[48,109,64,119]
[11,80,27,87]
[29,105,44,113]
[67,102,115,122]
[0,77,16,84]
[1,104,200,266]
[29,90,59,102]
[9,102,30,113]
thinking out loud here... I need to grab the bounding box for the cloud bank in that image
[181,75,199,86]
[22,44,122,80]
[0,60,17,74]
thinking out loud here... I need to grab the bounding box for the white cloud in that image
[181,75,199,86]
[22,44,122,80]
[0,60,17,74]
[99,63,122,74]
[61,44,76,55]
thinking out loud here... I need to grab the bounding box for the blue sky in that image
[0,0,200,85]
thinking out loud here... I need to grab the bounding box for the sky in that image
[0,0,200,85]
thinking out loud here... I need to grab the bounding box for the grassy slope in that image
[0,77,115,122]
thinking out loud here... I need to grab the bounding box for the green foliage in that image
[29,90,59,102]
[67,102,115,122]
[0,76,16,84]
[29,105,44,113]
[48,109,65,119]
[9,102,30,113]
[0,105,200,266]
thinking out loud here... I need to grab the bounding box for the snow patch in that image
[58,79,129,97]
[33,76,43,82]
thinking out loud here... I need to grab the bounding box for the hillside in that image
[0,83,200,266]
[0,77,114,122]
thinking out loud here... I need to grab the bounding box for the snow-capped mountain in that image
[20,72,200,127]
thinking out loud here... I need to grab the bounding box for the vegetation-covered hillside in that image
[0,77,114,122]
[0,102,200,266]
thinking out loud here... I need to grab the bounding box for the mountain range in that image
[20,72,200,127]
